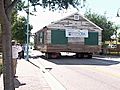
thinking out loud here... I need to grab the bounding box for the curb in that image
[29,59,67,90]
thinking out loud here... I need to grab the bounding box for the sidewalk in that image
[0,59,51,90]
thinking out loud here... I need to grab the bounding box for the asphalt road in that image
[30,51,120,90]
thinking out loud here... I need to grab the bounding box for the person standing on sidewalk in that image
[12,40,22,78]
[17,43,23,59]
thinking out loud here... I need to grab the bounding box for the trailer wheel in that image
[45,52,61,59]
[51,53,61,59]
[87,54,92,59]
[45,53,52,59]
[76,53,84,58]
[51,53,57,59]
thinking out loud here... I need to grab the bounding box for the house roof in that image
[79,13,103,30]
[36,12,103,33]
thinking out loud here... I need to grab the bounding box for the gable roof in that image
[36,12,103,33]
[79,13,103,30]
[47,12,103,31]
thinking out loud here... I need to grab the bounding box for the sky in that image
[19,0,120,33]
[87,0,120,23]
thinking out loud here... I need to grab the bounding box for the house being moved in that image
[34,12,103,59]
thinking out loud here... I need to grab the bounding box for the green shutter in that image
[51,29,68,45]
[85,32,98,45]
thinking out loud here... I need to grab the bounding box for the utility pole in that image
[26,0,30,61]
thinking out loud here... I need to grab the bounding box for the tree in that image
[12,16,33,44]
[113,25,120,42]
[11,7,33,44]
[84,10,117,42]
[118,33,120,42]
[0,0,85,90]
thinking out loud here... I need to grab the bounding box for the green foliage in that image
[29,0,84,10]
[11,9,18,24]
[11,16,33,44]
[84,10,118,42]
[12,16,26,44]
[118,32,120,42]
[30,0,39,4]
[11,0,85,44]
[11,10,32,44]
[118,34,120,42]
[11,2,33,44]
[17,1,26,11]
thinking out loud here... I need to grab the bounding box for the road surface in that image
[30,51,120,90]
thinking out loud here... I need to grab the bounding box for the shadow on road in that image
[29,55,120,66]
[46,56,120,66]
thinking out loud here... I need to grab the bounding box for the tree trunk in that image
[0,1,15,90]
[2,21,15,90]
